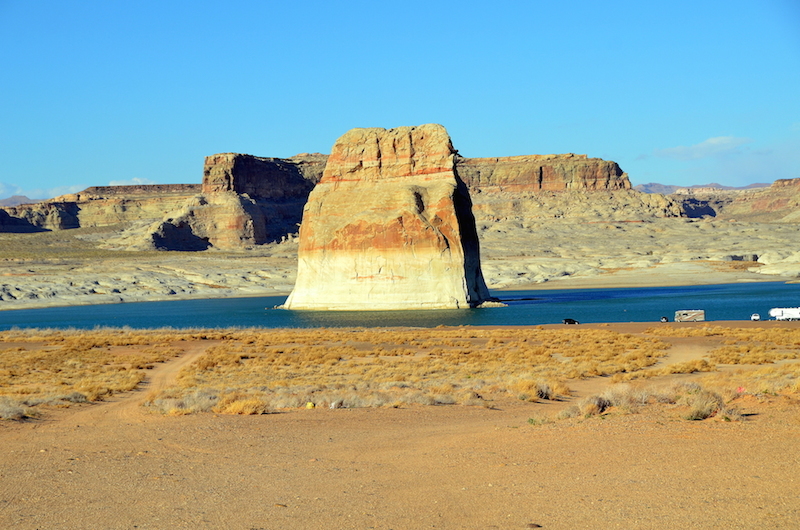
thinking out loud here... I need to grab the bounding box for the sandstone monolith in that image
[283,124,493,310]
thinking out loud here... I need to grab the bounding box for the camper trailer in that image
[674,309,705,322]
[768,307,800,321]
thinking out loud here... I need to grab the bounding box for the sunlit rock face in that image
[456,153,631,191]
[283,124,492,310]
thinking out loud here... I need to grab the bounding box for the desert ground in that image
[2,322,800,529]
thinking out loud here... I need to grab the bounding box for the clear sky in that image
[1,0,799,199]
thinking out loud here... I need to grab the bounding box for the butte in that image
[282,124,495,310]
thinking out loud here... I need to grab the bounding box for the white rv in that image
[768,307,800,321]
[674,309,705,322]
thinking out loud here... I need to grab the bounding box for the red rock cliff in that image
[456,154,631,191]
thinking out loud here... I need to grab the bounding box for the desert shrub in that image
[597,384,649,412]
[213,393,270,415]
[146,388,220,415]
[145,326,675,413]
[0,397,28,420]
[579,395,612,416]
[433,394,456,405]
[682,390,724,420]
[0,328,189,415]
[14,325,783,417]
[510,379,555,401]
[661,359,717,375]
[646,326,800,366]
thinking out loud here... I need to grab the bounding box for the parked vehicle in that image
[674,309,705,322]
[768,307,800,321]
[750,313,761,321]
[562,318,579,325]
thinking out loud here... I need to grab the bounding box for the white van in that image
[674,309,705,322]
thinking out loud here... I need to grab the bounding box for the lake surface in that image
[1,282,798,330]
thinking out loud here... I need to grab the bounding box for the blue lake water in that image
[0,282,798,330]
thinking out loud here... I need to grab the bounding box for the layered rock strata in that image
[0,202,79,231]
[456,154,631,191]
[201,153,325,197]
[664,178,800,222]
[709,178,800,222]
[283,124,492,310]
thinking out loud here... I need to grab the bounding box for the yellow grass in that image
[146,327,670,414]
[0,328,185,417]
[4,325,799,420]
[645,326,800,364]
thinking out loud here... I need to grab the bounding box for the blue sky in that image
[1,0,799,199]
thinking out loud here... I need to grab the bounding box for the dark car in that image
[562,318,579,325]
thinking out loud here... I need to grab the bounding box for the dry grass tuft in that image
[533,381,747,425]
[681,389,725,420]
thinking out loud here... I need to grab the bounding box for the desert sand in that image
[2,322,800,529]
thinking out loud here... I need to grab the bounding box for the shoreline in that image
[493,260,794,290]
[0,266,794,313]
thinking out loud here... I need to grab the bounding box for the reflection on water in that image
[0,282,797,330]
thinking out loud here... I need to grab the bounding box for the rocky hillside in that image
[634,182,770,194]
[666,178,800,222]
[708,178,800,222]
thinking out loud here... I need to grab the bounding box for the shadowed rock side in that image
[283,124,493,310]
[201,152,326,197]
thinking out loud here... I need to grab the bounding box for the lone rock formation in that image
[283,124,493,310]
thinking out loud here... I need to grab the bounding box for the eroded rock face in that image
[664,178,800,222]
[202,153,325,197]
[283,124,492,310]
[456,154,631,191]
[714,178,800,222]
[99,192,270,251]
[0,202,79,231]
[151,193,268,251]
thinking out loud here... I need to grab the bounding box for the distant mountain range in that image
[0,195,43,206]
[633,182,771,194]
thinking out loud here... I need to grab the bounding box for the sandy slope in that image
[2,325,800,529]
